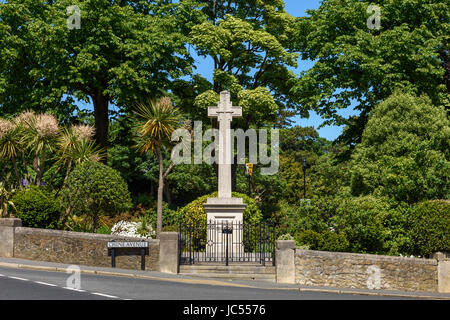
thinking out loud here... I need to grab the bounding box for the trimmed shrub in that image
[179,192,263,225]
[61,161,132,233]
[12,186,61,229]
[295,229,349,252]
[332,195,409,255]
[319,231,349,252]
[295,230,322,249]
[409,200,450,257]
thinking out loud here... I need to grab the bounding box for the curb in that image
[0,261,449,300]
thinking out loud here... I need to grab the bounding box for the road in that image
[0,266,413,300]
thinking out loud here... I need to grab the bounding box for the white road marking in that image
[63,286,86,292]
[8,276,28,281]
[34,281,58,287]
[0,274,4,277]
[91,292,119,299]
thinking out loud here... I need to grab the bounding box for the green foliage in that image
[179,192,262,225]
[278,233,294,241]
[275,197,348,252]
[0,177,16,217]
[275,197,339,235]
[409,200,450,257]
[96,224,111,235]
[188,0,300,128]
[293,0,449,144]
[310,148,352,198]
[61,161,132,232]
[350,90,450,203]
[333,195,410,255]
[12,186,61,229]
[0,0,201,151]
[294,230,349,252]
[167,163,216,206]
[145,202,182,229]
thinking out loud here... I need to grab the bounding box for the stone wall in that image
[13,227,160,271]
[295,249,439,292]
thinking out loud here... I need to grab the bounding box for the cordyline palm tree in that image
[19,112,59,186]
[56,124,104,229]
[57,124,105,184]
[134,97,180,238]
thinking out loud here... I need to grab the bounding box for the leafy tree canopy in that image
[174,0,300,129]
[292,0,449,145]
[350,90,450,203]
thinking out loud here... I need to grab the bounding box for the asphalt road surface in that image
[0,266,413,300]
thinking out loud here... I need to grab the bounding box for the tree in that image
[0,111,60,188]
[292,0,449,146]
[20,112,59,186]
[57,124,104,184]
[134,97,181,237]
[187,0,300,123]
[350,90,449,203]
[61,161,132,233]
[0,0,201,154]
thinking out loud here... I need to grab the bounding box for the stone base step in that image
[179,272,276,282]
[179,264,276,282]
[180,265,275,274]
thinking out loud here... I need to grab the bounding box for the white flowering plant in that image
[111,220,155,239]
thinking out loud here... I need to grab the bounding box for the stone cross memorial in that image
[203,91,247,256]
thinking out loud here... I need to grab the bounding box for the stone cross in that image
[208,91,242,199]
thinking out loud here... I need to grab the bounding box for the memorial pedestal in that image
[203,197,247,257]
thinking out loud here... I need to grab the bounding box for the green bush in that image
[295,229,349,252]
[61,161,132,233]
[178,192,263,225]
[278,233,295,241]
[145,202,182,228]
[319,231,349,252]
[409,200,450,257]
[295,230,322,249]
[12,186,61,229]
[96,224,111,235]
[275,196,341,237]
[332,195,409,255]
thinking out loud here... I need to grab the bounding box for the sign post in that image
[107,241,149,270]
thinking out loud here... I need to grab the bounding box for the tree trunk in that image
[93,214,98,233]
[11,157,22,190]
[64,160,72,185]
[21,151,31,185]
[36,149,46,187]
[156,144,164,238]
[92,90,109,162]
[164,183,172,205]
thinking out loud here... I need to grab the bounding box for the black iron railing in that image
[179,220,276,266]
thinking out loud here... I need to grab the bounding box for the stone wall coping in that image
[295,249,437,265]
[0,218,22,227]
[15,227,159,244]
[159,232,179,241]
[276,240,296,250]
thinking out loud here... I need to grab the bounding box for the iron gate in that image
[179,220,276,266]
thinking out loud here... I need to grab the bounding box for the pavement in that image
[0,257,449,300]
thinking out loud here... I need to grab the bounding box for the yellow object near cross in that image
[247,163,253,176]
